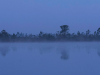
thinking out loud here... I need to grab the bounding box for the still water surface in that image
[0,42,100,75]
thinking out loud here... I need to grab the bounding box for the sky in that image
[0,0,100,34]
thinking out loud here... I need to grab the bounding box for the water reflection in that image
[97,51,100,57]
[56,44,69,60]
[61,50,69,60]
[0,43,100,75]
[0,46,9,56]
[0,43,100,58]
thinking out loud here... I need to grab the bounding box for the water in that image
[0,42,100,75]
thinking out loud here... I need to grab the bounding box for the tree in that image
[0,30,10,41]
[11,33,16,41]
[86,29,90,36]
[97,27,100,35]
[60,25,69,34]
[39,31,43,37]
[94,31,97,38]
[77,31,80,36]
[16,32,20,37]
[1,30,8,36]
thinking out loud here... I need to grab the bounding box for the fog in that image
[0,42,100,75]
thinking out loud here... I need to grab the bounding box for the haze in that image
[0,0,100,34]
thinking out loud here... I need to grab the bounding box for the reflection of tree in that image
[56,45,69,60]
[0,46,9,56]
[61,50,69,60]
[97,51,100,57]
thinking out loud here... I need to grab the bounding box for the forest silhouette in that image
[0,25,100,42]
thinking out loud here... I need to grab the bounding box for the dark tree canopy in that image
[60,25,69,34]
[0,25,100,42]
[86,29,90,35]
[97,27,100,35]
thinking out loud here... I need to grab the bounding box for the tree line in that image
[0,25,100,42]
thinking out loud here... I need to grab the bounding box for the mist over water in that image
[0,42,100,75]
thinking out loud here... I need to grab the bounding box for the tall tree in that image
[77,31,80,36]
[39,31,43,37]
[97,28,100,35]
[60,25,69,34]
[0,30,9,41]
[86,29,90,36]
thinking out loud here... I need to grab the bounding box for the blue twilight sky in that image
[0,0,100,34]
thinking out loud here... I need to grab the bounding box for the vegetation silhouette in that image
[0,25,100,42]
